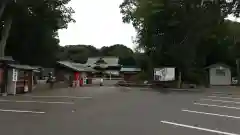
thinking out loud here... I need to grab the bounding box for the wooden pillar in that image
[0,67,3,93]
[0,63,8,94]
[28,71,33,92]
[23,71,28,93]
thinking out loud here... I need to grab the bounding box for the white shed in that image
[206,64,231,86]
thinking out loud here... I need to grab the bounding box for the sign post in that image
[12,69,18,81]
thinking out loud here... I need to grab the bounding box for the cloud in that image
[58,0,137,49]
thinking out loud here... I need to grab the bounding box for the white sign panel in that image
[154,68,175,81]
[105,71,119,76]
[12,69,18,81]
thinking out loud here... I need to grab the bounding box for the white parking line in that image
[0,109,45,114]
[211,92,226,94]
[211,92,238,96]
[194,103,240,110]
[182,109,240,119]
[0,99,74,104]
[161,121,239,135]
[211,92,238,95]
[23,95,92,99]
[208,96,240,100]
[201,99,240,104]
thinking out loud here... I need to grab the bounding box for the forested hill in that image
[56,44,138,66]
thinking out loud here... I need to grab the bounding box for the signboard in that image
[154,68,175,81]
[12,69,18,81]
[105,71,119,76]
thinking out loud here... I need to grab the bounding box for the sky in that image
[58,0,137,49]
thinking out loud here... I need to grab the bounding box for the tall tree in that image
[57,45,100,63]
[99,44,135,65]
[120,0,240,83]
[0,0,75,66]
[0,0,15,57]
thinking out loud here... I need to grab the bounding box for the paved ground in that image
[0,86,240,135]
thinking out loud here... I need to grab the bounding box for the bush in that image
[183,69,206,85]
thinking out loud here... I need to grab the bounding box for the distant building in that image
[86,56,121,76]
[206,63,231,86]
[55,61,95,82]
[55,56,122,85]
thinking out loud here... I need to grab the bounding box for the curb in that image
[116,84,204,92]
[141,88,205,92]
[166,88,204,92]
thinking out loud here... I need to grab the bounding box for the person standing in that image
[47,72,54,89]
[100,78,103,86]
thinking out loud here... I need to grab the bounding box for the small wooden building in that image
[206,63,231,86]
[55,61,96,86]
[7,64,39,94]
[56,57,122,85]
[120,67,141,81]
[0,56,39,95]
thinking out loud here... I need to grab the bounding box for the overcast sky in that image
[58,0,137,49]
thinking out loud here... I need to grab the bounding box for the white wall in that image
[209,67,231,85]
[80,72,87,78]
[7,69,16,95]
[154,68,175,81]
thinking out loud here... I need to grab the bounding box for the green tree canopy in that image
[57,45,100,63]
[120,0,240,84]
[120,0,240,68]
[0,0,75,67]
[57,44,137,66]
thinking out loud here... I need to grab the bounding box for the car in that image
[232,77,238,85]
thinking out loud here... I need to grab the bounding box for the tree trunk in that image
[0,2,6,20]
[236,59,240,85]
[177,71,182,88]
[148,51,154,81]
[0,16,12,57]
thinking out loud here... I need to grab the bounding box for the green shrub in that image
[183,69,206,85]
[129,72,148,82]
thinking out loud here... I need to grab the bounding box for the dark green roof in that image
[57,61,96,72]
[86,57,120,66]
[0,56,14,62]
[8,64,39,70]
[205,63,230,69]
[120,67,141,72]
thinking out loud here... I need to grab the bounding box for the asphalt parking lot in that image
[160,89,240,135]
[0,86,239,135]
